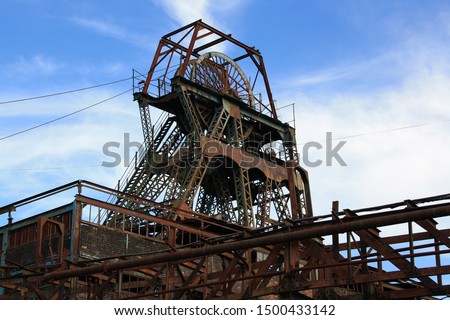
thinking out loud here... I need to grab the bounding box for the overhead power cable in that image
[0,88,132,141]
[0,77,132,105]
[334,119,450,140]
[297,118,450,145]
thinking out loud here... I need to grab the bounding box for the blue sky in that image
[1,0,450,228]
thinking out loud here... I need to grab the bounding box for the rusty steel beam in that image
[40,202,450,281]
[76,194,231,239]
[0,180,80,214]
[201,136,288,182]
[207,252,243,298]
[352,227,439,289]
[415,219,450,248]
[303,265,450,291]
[35,217,65,269]
[381,284,450,299]
[140,20,277,118]
[332,229,450,251]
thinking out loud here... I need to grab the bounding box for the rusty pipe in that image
[43,202,450,281]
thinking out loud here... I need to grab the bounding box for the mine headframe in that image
[110,20,313,228]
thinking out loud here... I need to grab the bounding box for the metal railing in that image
[133,69,173,97]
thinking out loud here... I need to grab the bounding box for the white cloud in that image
[152,0,245,28]
[284,53,393,87]
[152,0,212,26]
[0,89,144,225]
[3,2,450,234]
[71,17,127,38]
[150,0,246,53]
[275,30,450,218]
[69,17,152,49]
[2,55,60,78]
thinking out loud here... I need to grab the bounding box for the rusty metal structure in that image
[113,20,313,229]
[1,20,450,299]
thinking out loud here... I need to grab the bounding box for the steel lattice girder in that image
[123,20,314,227]
[2,21,450,300]
[127,76,313,227]
[1,181,450,299]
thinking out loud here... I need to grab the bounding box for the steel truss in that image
[110,20,313,228]
[1,21,449,300]
[1,181,450,299]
